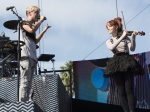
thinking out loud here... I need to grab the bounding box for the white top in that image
[106,37,131,54]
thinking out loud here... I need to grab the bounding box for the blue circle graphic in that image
[91,68,109,91]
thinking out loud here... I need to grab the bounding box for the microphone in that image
[6,6,14,11]
[38,17,47,20]
[44,17,47,20]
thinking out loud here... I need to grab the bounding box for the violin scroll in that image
[128,31,145,36]
[138,31,145,36]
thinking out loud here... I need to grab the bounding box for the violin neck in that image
[127,31,133,36]
[128,31,133,33]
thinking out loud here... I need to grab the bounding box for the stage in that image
[72,98,150,112]
[0,73,149,112]
[0,46,150,112]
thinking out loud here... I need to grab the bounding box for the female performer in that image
[104,17,144,112]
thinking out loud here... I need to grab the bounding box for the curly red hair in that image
[106,17,123,32]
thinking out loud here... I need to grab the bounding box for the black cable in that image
[83,37,111,60]
[126,4,150,25]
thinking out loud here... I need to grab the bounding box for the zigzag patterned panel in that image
[0,78,17,102]
[32,74,70,112]
[0,74,70,112]
[0,101,34,112]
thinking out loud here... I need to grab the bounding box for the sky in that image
[0,0,150,72]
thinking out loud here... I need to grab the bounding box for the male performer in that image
[19,6,50,102]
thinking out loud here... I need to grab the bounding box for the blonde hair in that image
[26,6,40,16]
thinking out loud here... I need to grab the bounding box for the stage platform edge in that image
[72,98,150,112]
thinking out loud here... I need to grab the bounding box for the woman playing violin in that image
[104,17,144,112]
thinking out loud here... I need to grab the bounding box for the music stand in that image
[38,54,55,61]
[37,54,55,75]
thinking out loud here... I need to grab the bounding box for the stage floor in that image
[72,99,150,112]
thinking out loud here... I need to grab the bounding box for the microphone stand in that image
[37,62,41,75]
[51,59,55,75]
[9,8,22,101]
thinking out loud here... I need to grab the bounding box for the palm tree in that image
[60,61,74,96]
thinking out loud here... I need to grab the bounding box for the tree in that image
[60,61,74,96]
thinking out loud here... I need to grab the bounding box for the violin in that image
[117,31,145,38]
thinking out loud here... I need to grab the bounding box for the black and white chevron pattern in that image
[0,101,34,112]
[0,74,70,112]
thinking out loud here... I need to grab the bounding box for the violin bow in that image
[121,11,128,53]
[121,11,126,30]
